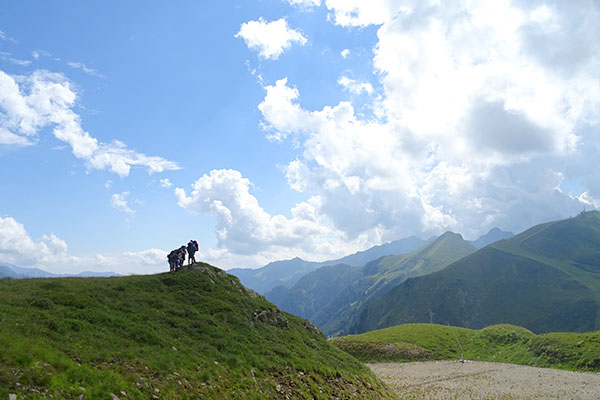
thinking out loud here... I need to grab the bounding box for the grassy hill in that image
[267,232,476,337]
[0,263,394,400]
[332,323,600,372]
[353,211,600,334]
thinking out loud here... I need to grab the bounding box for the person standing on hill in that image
[187,240,198,265]
[177,246,187,271]
[167,249,178,272]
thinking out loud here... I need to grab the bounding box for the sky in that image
[1,0,599,275]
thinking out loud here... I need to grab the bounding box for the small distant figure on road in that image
[187,240,198,265]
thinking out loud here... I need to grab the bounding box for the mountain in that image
[0,263,393,399]
[0,265,27,279]
[321,236,431,268]
[228,257,323,294]
[468,227,514,248]
[354,211,600,334]
[267,232,476,337]
[229,236,430,294]
[0,264,121,279]
[266,263,363,320]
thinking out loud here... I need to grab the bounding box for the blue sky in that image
[1,1,599,274]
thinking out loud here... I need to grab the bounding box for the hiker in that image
[187,239,198,265]
[167,249,178,272]
[176,246,187,271]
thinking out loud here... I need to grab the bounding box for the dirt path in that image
[368,361,600,399]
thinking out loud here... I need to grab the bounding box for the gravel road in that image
[368,361,600,399]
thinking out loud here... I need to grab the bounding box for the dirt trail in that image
[369,361,600,399]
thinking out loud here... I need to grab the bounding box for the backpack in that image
[193,240,199,251]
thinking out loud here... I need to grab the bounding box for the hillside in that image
[0,263,394,400]
[266,264,363,320]
[354,211,600,334]
[332,323,600,372]
[229,236,429,295]
[267,232,476,337]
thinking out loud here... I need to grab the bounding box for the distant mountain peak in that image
[469,227,514,248]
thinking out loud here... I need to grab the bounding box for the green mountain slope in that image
[0,263,393,400]
[266,264,363,320]
[354,211,600,334]
[332,323,600,372]
[229,236,428,295]
[267,232,476,337]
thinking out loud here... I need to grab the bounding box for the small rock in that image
[78,395,85,400]
[120,391,127,397]
[577,340,585,346]
[171,346,177,351]
[109,394,120,400]
[154,388,160,393]
[9,394,17,400]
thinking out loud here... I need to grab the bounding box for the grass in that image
[0,263,394,399]
[332,323,600,372]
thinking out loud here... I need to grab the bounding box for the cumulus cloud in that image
[0,69,180,176]
[181,1,600,267]
[338,75,374,95]
[111,192,135,214]
[0,215,168,274]
[0,216,68,266]
[175,169,332,254]
[286,0,321,10]
[340,49,351,58]
[160,178,172,188]
[236,18,307,60]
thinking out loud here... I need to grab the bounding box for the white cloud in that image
[0,30,16,43]
[0,52,32,66]
[111,192,135,214]
[338,75,374,95]
[0,69,180,176]
[0,215,169,275]
[325,0,391,27]
[341,49,351,58]
[0,216,66,266]
[67,62,104,78]
[185,1,599,267]
[160,178,172,188]
[236,18,307,60]
[174,169,385,265]
[286,0,321,9]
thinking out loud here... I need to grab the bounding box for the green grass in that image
[332,323,600,372]
[0,263,394,399]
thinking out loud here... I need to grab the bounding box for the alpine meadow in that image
[2,1,600,399]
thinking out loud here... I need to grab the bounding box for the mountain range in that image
[353,211,600,334]
[229,229,513,296]
[0,263,121,279]
[228,235,431,294]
